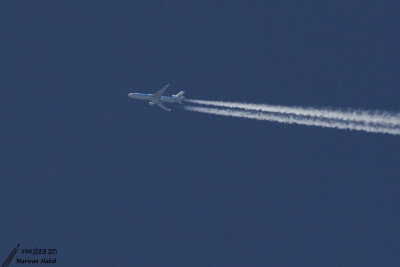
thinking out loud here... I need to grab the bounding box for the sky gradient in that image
[1,1,400,266]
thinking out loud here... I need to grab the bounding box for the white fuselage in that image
[128,84,185,111]
[128,93,180,104]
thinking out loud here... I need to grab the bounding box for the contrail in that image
[186,99,400,127]
[184,106,400,135]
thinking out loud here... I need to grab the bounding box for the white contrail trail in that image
[186,99,400,126]
[184,106,400,135]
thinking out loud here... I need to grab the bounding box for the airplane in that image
[127,84,185,111]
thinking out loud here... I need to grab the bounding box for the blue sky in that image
[1,1,400,266]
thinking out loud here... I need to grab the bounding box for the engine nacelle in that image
[148,102,155,106]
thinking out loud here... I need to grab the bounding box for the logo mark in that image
[2,244,20,267]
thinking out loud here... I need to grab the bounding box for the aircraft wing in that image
[153,84,170,99]
[156,102,171,111]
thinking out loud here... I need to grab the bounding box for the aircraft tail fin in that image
[176,91,185,97]
[173,91,185,103]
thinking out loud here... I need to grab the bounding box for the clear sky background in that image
[1,1,400,266]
